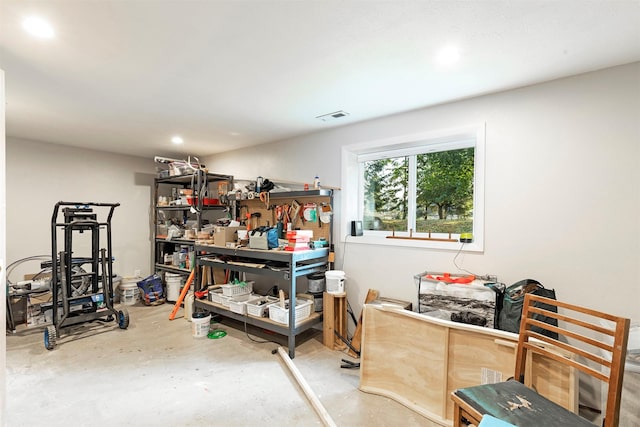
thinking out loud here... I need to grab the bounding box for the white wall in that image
[5,138,156,281]
[1,68,7,427]
[205,62,640,323]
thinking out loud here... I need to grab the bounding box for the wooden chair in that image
[451,293,630,427]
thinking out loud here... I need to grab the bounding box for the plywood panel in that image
[529,352,578,412]
[446,329,515,418]
[360,305,576,426]
[360,306,448,423]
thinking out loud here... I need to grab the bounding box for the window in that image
[341,124,485,251]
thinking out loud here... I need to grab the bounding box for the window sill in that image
[341,234,483,252]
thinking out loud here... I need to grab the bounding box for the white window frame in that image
[340,123,485,252]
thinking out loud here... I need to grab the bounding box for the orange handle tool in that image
[169,269,196,320]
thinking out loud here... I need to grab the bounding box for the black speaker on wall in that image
[350,220,363,236]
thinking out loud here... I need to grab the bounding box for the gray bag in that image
[249,227,278,250]
[498,279,558,339]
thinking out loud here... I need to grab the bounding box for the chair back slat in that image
[515,294,630,427]
[528,305,616,337]
[521,341,609,382]
[525,320,614,365]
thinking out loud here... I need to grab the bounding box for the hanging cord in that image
[6,255,52,286]
[338,236,358,337]
[453,242,478,276]
[453,243,499,282]
[340,234,350,271]
[243,318,282,345]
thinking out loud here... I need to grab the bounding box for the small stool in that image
[323,292,347,350]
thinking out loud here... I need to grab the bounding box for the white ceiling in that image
[1,1,639,159]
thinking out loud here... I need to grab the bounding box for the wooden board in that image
[347,289,379,358]
[359,305,577,426]
[323,292,347,350]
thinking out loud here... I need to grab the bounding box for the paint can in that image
[165,272,183,302]
[325,270,345,294]
[191,312,211,338]
[118,276,140,305]
[309,291,323,312]
[111,276,122,303]
[307,272,325,293]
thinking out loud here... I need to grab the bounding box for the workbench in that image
[194,245,329,358]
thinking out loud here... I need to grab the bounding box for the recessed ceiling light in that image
[171,136,184,145]
[22,16,55,39]
[435,45,460,67]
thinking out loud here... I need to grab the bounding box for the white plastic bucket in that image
[191,313,211,338]
[325,270,345,294]
[165,273,183,302]
[118,277,140,305]
[111,276,122,303]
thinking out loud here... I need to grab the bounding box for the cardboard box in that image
[27,304,48,327]
[213,226,243,247]
[29,291,52,305]
[27,292,54,327]
[9,296,27,325]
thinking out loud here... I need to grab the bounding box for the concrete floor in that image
[6,303,436,427]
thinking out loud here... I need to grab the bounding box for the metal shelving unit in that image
[153,171,233,282]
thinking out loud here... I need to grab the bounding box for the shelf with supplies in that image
[152,170,234,288]
[229,188,333,201]
[235,188,334,252]
[194,244,330,358]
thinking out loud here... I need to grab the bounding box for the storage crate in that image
[208,288,223,303]
[227,293,257,315]
[209,288,232,307]
[269,299,313,326]
[414,271,499,328]
[221,281,254,297]
[246,296,279,318]
[219,295,232,308]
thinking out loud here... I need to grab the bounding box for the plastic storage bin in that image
[269,299,313,326]
[246,296,279,317]
[221,281,254,297]
[227,294,257,315]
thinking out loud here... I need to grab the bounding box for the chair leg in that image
[453,403,462,427]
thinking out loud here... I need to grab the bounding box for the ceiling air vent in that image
[316,110,350,122]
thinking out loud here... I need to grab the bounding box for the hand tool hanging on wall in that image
[282,204,291,230]
[251,212,261,229]
[259,191,270,209]
[290,200,301,228]
[275,205,284,238]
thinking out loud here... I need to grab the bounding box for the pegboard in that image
[237,190,333,244]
